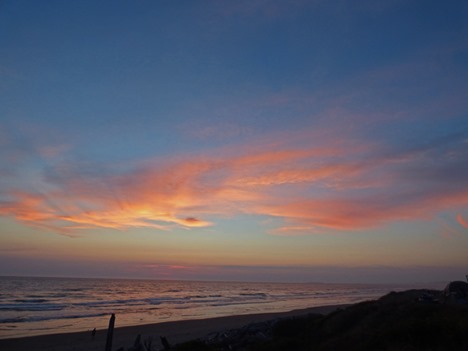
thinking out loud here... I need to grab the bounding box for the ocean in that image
[0,276,436,339]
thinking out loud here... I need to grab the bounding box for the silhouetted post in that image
[105,314,115,351]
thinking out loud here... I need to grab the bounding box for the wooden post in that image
[105,313,115,351]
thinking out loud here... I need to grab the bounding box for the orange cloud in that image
[457,214,468,229]
[231,164,360,186]
[1,130,467,236]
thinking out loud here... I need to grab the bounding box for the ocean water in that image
[0,276,429,339]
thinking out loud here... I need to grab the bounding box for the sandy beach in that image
[0,304,347,351]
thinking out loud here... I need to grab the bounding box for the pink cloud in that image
[457,214,468,229]
[1,129,467,235]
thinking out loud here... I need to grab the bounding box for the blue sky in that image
[0,0,467,283]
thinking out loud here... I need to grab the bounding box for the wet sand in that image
[0,304,347,351]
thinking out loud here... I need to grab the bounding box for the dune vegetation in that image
[172,289,468,351]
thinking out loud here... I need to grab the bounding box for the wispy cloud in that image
[1,127,467,235]
[457,214,468,229]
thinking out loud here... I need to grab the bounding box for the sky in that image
[0,0,467,284]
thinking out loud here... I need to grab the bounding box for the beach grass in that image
[173,289,468,351]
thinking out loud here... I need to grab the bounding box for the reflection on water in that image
[0,276,438,339]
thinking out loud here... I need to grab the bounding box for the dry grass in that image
[173,289,468,351]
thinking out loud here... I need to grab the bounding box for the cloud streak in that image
[1,127,467,236]
[457,214,468,229]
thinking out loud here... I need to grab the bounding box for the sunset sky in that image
[1,0,467,283]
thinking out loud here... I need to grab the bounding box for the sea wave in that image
[0,303,65,312]
[14,299,49,303]
[0,277,413,339]
[0,312,108,324]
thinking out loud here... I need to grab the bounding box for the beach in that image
[0,304,345,351]
[2,288,467,350]
[1,277,404,340]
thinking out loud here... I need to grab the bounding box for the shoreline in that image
[0,304,349,351]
